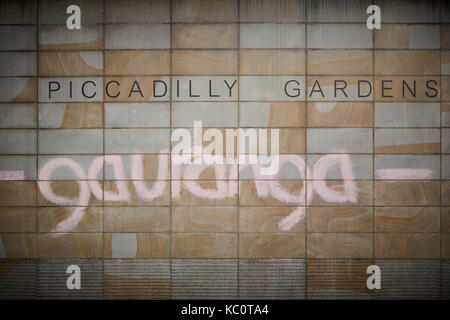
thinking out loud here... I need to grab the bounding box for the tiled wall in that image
[0,0,449,299]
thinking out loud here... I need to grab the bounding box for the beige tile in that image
[172,206,237,232]
[307,207,373,232]
[0,181,36,206]
[240,102,305,127]
[172,24,237,49]
[239,0,305,22]
[374,181,440,206]
[39,103,103,129]
[442,233,450,258]
[443,51,450,75]
[105,50,170,75]
[240,180,305,206]
[442,207,450,232]
[173,0,238,22]
[375,207,440,232]
[38,233,103,258]
[374,128,440,154]
[307,50,372,75]
[0,78,37,103]
[375,233,440,258]
[307,233,373,258]
[443,181,450,205]
[104,233,170,258]
[307,102,373,127]
[442,24,450,49]
[39,25,103,50]
[375,50,440,75]
[240,207,305,232]
[441,103,450,126]
[172,233,237,258]
[0,233,36,258]
[374,24,439,49]
[38,51,103,76]
[0,207,36,232]
[173,50,237,75]
[239,233,305,258]
[306,259,374,299]
[104,207,169,232]
[442,76,450,101]
[38,207,103,232]
[240,50,305,75]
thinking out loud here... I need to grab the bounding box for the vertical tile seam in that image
[36,0,40,299]
[304,0,308,300]
[169,0,173,300]
[237,0,241,300]
[102,0,106,300]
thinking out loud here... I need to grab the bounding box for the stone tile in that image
[310,181,373,206]
[306,0,370,22]
[375,102,440,127]
[105,103,169,128]
[374,50,440,76]
[172,76,237,101]
[104,259,170,299]
[240,24,305,49]
[307,233,373,258]
[240,0,305,22]
[172,180,237,206]
[105,50,170,75]
[0,104,36,128]
[0,77,37,103]
[39,103,103,129]
[306,128,372,153]
[307,76,373,101]
[38,259,103,299]
[0,0,36,24]
[105,76,170,102]
[0,233,36,258]
[307,49,372,75]
[307,102,373,127]
[374,24,440,49]
[375,0,440,23]
[105,24,170,49]
[374,181,440,205]
[307,24,372,49]
[104,207,170,232]
[0,26,36,50]
[172,259,237,299]
[0,52,36,76]
[38,233,103,258]
[375,155,440,180]
[0,207,36,232]
[374,77,440,102]
[306,259,374,299]
[374,233,440,259]
[173,102,237,127]
[172,233,237,258]
[240,102,305,127]
[240,50,305,75]
[239,207,305,232]
[239,180,305,206]
[239,259,305,299]
[38,51,103,76]
[39,129,102,154]
[172,206,237,232]
[173,0,238,22]
[37,180,103,207]
[239,233,305,258]
[375,207,439,232]
[0,181,36,206]
[307,207,373,232]
[172,24,237,49]
[38,155,101,180]
[105,0,169,23]
[0,260,37,299]
[173,50,237,75]
[39,25,103,50]
[374,129,440,153]
[39,0,103,24]
[105,129,169,154]
[307,154,373,179]
[104,233,170,258]
[38,207,103,232]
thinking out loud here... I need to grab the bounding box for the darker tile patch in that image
[0,259,37,299]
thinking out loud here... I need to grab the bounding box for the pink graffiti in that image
[0,170,25,180]
[375,168,433,180]
[36,151,435,232]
